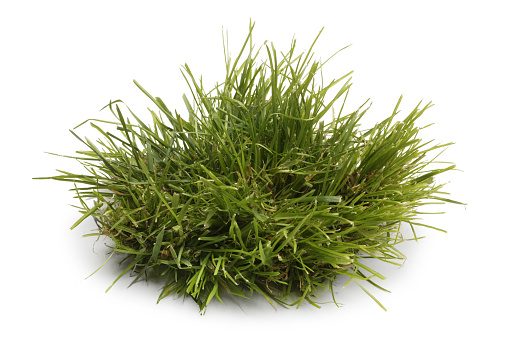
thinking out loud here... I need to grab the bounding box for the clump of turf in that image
[37,23,460,312]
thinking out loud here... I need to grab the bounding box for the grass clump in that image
[37,22,460,312]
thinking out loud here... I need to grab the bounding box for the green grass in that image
[36,22,461,313]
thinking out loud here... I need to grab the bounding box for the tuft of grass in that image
[36,22,461,313]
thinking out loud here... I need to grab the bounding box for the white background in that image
[1,0,503,338]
